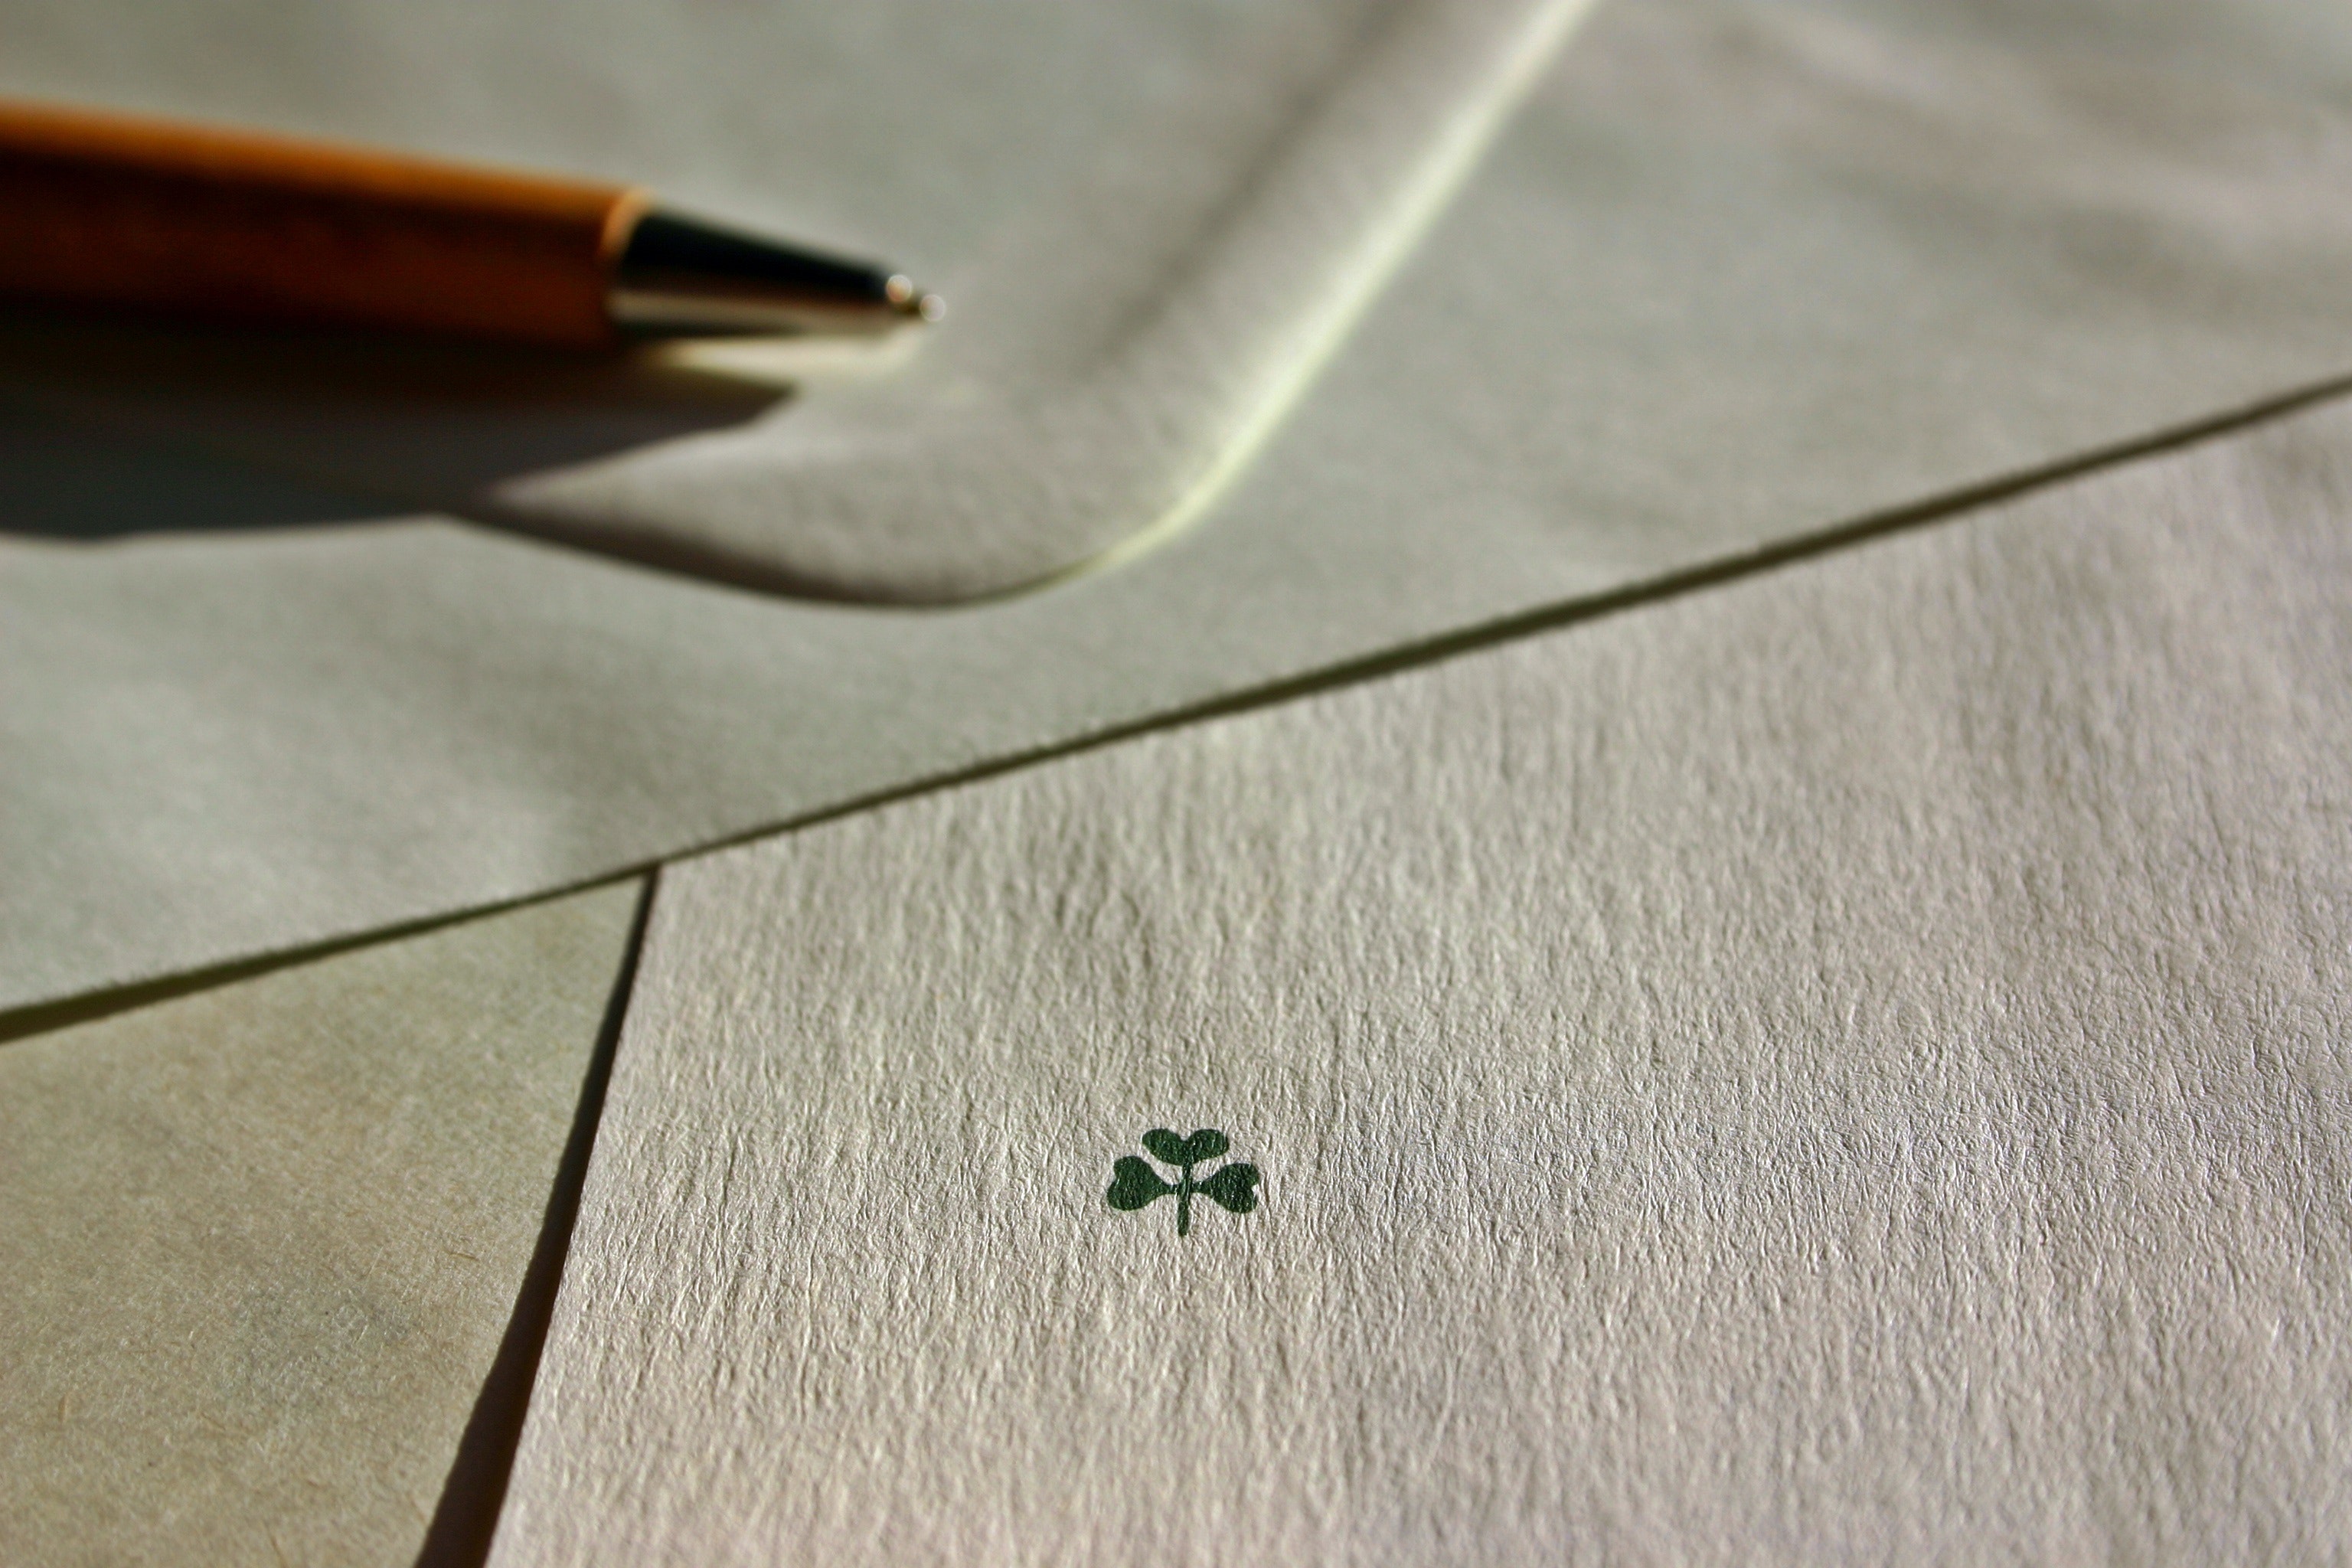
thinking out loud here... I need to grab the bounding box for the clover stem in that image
[1177,1163,1194,1238]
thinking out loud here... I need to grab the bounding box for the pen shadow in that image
[0,303,792,542]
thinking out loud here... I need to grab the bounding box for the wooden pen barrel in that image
[0,99,644,348]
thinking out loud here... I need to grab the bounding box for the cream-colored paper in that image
[0,881,642,1567]
[16,0,2352,1014]
[495,404,2352,1563]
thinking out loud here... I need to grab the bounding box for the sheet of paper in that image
[15,0,2352,1012]
[0,880,642,1567]
[493,403,2352,1563]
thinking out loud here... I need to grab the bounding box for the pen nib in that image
[884,274,946,323]
[611,210,941,338]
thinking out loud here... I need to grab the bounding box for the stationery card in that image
[502,404,2352,1563]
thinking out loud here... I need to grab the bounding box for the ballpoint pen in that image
[0,97,942,351]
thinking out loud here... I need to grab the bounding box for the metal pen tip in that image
[611,211,940,339]
[885,273,946,323]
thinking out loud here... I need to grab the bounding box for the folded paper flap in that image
[15,0,2352,1018]
[494,0,1597,603]
[0,0,1594,604]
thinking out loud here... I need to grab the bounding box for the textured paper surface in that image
[495,406,2352,1563]
[0,0,1592,601]
[0,881,640,1567]
[18,0,2352,1011]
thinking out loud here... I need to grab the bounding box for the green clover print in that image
[1106,1129,1259,1237]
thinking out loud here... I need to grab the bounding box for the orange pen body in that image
[0,99,645,349]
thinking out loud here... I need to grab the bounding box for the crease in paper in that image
[492,0,1599,603]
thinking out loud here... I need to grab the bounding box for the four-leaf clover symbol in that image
[1106,1129,1259,1236]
